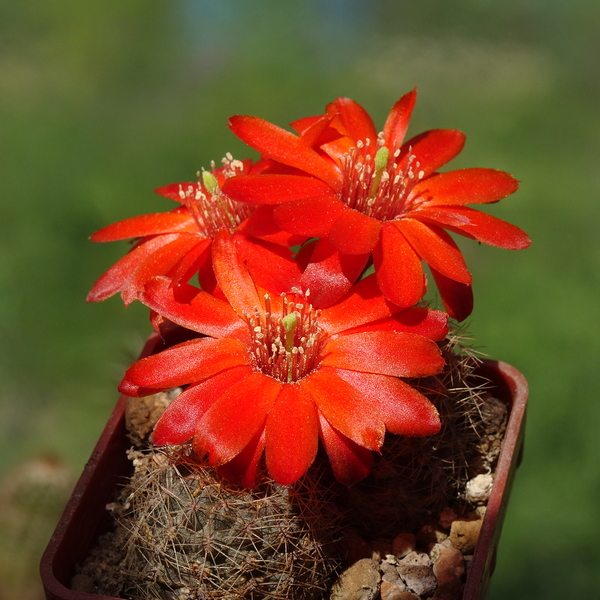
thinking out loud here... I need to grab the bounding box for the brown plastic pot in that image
[40,336,528,600]
[462,359,528,600]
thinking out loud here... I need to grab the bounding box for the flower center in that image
[339,136,425,221]
[177,154,254,237]
[245,290,323,383]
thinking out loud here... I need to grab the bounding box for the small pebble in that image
[428,538,453,563]
[397,552,436,597]
[330,558,380,600]
[380,560,405,589]
[449,519,482,554]
[433,547,465,585]
[380,581,420,600]
[431,547,466,599]
[465,473,494,504]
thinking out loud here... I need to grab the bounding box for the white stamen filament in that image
[339,137,424,221]
[178,154,253,237]
[246,292,323,383]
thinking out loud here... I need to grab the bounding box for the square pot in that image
[40,334,528,600]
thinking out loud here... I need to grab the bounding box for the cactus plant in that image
[75,89,530,599]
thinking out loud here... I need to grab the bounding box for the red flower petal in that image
[222,174,333,205]
[140,277,248,341]
[331,368,441,436]
[321,331,444,378]
[119,337,250,397]
[399,129,466,179]
[317,415,373,486]
[382,88,417,150]
[121,234,210,305]
[236,205,307,247]
[300,238,369,308]
[155,182,195,202]
[234,234,303,296]
[408,168,519,208]
[228,115,343,192]
[325,97,378,144]
[291,113,335,146]
[217,427,266,488]
[193,372,282,466]
[90,212,196,242]
[318,274,401,334]
[166,236,213,286]
[373,222,426,307]
[299,238,369,308]
[120,235,206,305]
[273,195,347,237]
[86,234,180,304]
[212,229,262,316]
[295,238,317,271]
[328,209,382,255]
[341,305,449,341]
[152,365,254,445]
[300,370,385,451]
[265,384,319,485]
[290,115,323,134]
[319,134,356,165]
[429,267,474,322]
[394,219,472,284]
[417,206,532,249]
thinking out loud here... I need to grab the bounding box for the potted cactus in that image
[41,89,529,600]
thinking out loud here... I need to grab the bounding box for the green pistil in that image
[369,146,389,198]
[202,170,220,194]
[282,312,297,383]
[282,312,297,353]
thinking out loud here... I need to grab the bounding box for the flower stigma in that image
[369,146,389,197]
[201,170,219,195]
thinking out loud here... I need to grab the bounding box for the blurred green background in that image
[1,1,599,598]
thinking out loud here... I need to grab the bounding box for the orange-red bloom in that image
[119,230,449,487]
[87,158,303,305]
[223,90,531,320]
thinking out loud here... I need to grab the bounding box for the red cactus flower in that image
[223,90,531,320]
[87,157,304,306]
[119,230,449,487]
